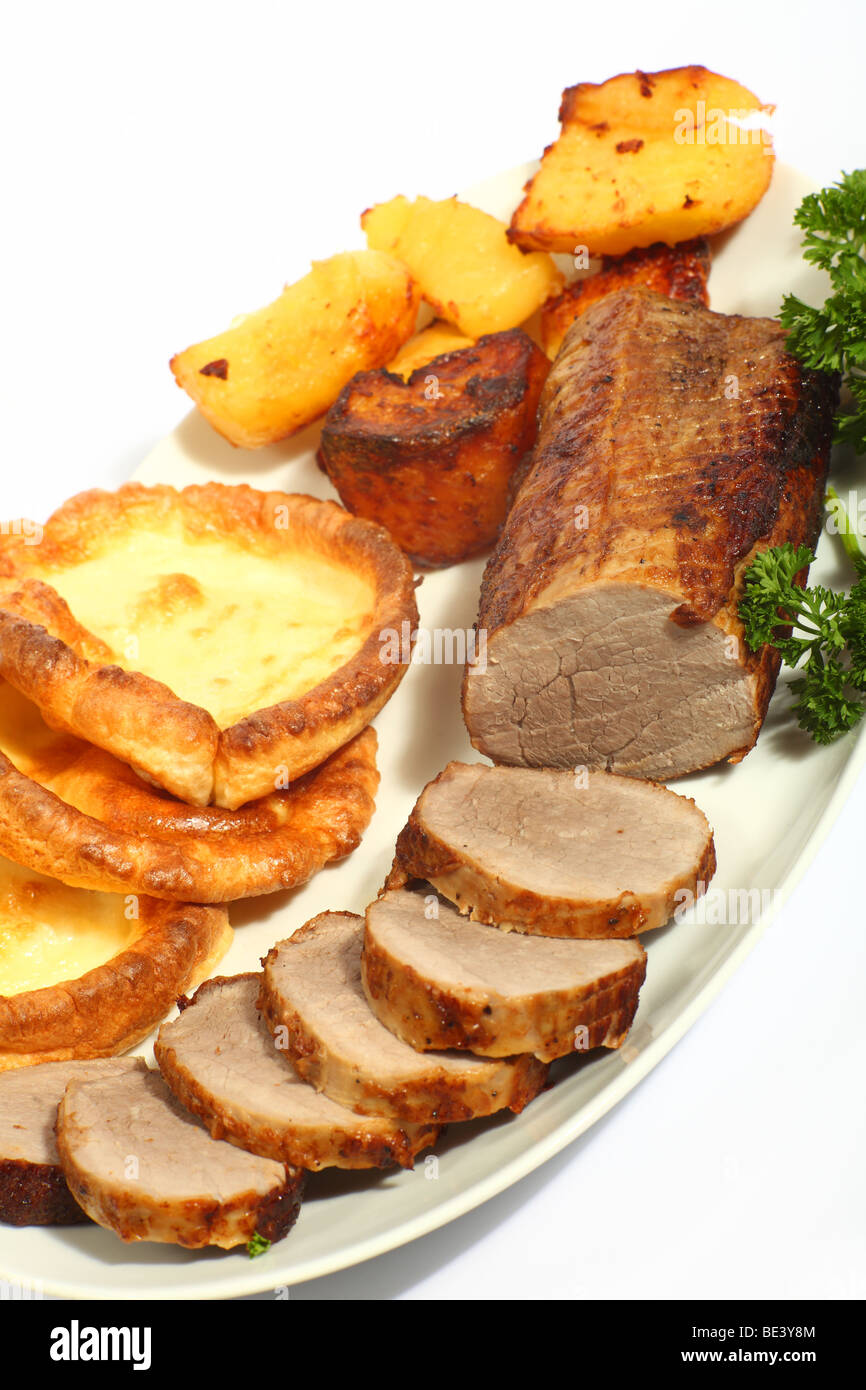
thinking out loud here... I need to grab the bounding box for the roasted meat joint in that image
[463,287,838,780]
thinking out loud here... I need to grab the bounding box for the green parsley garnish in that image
[779,168,866,451]
[247,1232,271,1259]
[740,523,866,743]
[738,172,866,744]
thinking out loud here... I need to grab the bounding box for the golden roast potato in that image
[509,66,774,256]
[171,249,420,448]
[386,320,475,378]
[362,195,563,337]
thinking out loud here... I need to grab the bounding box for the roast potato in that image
[171,250,420,449]
[362,195,562,338]
[509,66,774,256]
[319,329,549,568]
[540,238,711,358]
[387,320,474,378]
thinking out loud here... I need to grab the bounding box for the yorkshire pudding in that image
[0,483,417,808]
[0,681,379,902]
[0,855,230,1069]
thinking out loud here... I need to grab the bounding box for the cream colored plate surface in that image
[3,161,862,1300]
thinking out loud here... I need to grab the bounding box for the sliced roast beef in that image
[363,888,647,1060]
[0,1057,145,1226]
[462,287,838,779]
[385,761,714,938]
[56,1067,304,1249]
[259,912,548,1122]
[155,974,440,1170]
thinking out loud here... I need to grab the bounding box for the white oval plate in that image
[2,161,862,1301]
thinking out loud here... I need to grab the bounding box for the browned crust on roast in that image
[259,917,548,1122]
[476,291,837,638]
[384,761,716,938]
[0,1156,86,1225]
[59,1156,304,1248]
[319,331,550,567]
[361,920,647,1061]
[251,1170,305,1245]
[55,1099,305,1249]
[0,483,418,809]
[386,815,469,894]
[0,723,379,902]
[155,974,439,1171]
[366,977,640,1062]
[539,239,710,358]
[463,289,837,772]
[0,899,231,1068]
[385,814,715,937]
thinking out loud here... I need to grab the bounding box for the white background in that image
[3,0,865,1300]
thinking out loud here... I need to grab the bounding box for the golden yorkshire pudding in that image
[0,681,379,902]
[0,483,418,809]
[0,855,230,1069]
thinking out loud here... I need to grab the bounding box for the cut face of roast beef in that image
[462,286,838,780]
[155,974,440,1170]
[385,761,715,938]
[0,1057,145,1226]
[259,912,548,1122]
[363,888,647,1060]
[56,1067,304,1250]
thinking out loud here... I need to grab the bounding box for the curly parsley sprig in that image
[740,523,866,743]
[779,169,866,452]
[740,173,866,744]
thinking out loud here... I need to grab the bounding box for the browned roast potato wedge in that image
[509,66,774,255]
[171,250,420,448]
[319,330,549,568]
[386,321,475,378]
[362,196,562,337]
